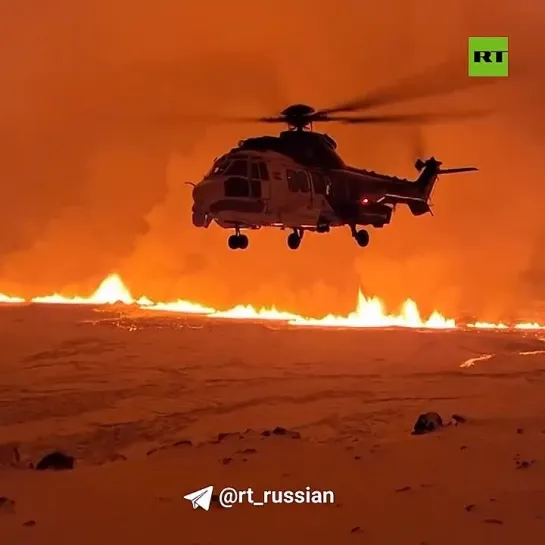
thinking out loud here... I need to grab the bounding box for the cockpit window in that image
[224,160,248,177]
[225,176,250,198]
[209,157,229,176]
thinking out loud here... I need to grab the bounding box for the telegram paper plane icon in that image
[184,486,214,511]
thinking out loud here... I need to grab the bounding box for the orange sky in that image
[0,0,544,319]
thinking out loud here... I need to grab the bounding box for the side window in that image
[287,169,310,192]
[311,172,326,194]
[250,163,260,180]
[287,169,298,192]
[224,177,249,197]
[259,162,270,181]
[224,160,248,177]
[296,171,309,192]
[323,175,331,195]
[250,179,262,198]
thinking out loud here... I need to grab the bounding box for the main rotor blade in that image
[324,109,492,124]
[317,59,495,116]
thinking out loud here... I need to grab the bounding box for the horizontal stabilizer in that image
[408,200,431,216]
[439,167,478,174]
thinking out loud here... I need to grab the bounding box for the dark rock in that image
[516,459,535,469]
[395,486,411,493]
[350,526,362,533]
[22,520,36,527]
[146,440,192,456]
[460,445,468,450]
[107,453,127,463]
[215,432,241,443]
[0,444,21,468]
[35,451,75,471]
[172,440,193,447]
[465,504,476,512]
[238,448,257,454]
[516,428,524,434]
[452,414,467,424]
[483,518,503,524]
[261,427,301,439]
[354,456,361,460]
[221,457,233,465]
[0,497,15,514]
[412,412,443,435]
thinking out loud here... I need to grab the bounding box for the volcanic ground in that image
[2,304,545,545]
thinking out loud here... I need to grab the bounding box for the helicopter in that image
[190,72,487,250]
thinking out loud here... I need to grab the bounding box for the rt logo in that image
[468,37,508,77]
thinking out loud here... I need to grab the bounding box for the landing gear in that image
[350,225,370,247]
[287,228,303,250]
[228,227,249,250]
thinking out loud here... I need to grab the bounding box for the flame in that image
[1,273,545,330]
[0,293,25,304]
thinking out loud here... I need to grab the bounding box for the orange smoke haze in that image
[1,0,544,321]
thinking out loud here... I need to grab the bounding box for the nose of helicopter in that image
[191,178,220,227]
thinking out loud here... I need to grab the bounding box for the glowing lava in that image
[31,274,143,305]
[0,293,25,304]
[1,273,544,330]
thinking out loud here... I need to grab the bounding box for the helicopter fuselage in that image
[190,130,473,250]
[191,148,397,232]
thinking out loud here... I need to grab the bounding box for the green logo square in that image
[468,37,508,77]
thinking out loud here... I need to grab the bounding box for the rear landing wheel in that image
[237,234,249,249]
[287,232,301,250]
[354,229,369,247]
[228,234,249,250]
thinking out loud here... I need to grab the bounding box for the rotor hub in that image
[280,104,316,130]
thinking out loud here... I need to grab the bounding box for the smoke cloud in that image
[1,0,544,319]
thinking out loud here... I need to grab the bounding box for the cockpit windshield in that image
[223,159,248,177]
[208,156,230,176]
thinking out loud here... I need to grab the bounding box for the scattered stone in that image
[221,457,233,465]
[0,444,21,468]
[395,486,412,493]
[452,414,467,424]
[22,520,36,527]
[105,453,127,463]
[354,455,361,460]
[483,518,503,525]
[238,448,257,454]
[35,451,75,471]
[261,427,301,439]
[172,440,193,447]
[350,526,363,533]
[517,428,524,435]
[412,412,443,435]
[214,432,242,444]
[465,504,476,512]
[516,459,535,469]
[0,497,15,514]
[146,440,192,456]
[460,445,468,450]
